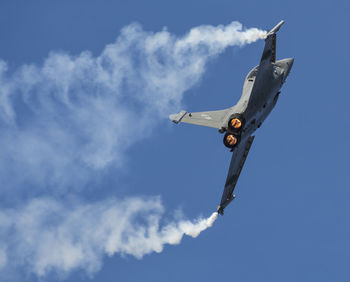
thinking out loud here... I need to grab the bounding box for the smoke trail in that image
[0,197,218,277]
[178,212,218,238]
[0,21,264,279]
[0,21,266,193]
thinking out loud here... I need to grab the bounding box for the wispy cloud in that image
[0,21,265,278]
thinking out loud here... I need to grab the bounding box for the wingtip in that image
[169,114,177,123]
[265,20,285,38]
[217,206,224,215]
[275,20,285,29]
[169,110,187,124]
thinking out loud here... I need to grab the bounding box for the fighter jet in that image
[169,21,294,215]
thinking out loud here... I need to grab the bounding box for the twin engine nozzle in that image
[223,115,245,149]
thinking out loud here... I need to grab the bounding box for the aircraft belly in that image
[243,91,280,136]
[243,73,281,122]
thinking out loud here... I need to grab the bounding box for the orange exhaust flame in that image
[230,118,242,129]
[226,134,237,146]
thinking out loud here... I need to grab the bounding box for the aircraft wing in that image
[169,108,231,129]
[217,136,255,215]
[260,20,284,64]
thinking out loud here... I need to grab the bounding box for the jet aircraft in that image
[169,21,294,215]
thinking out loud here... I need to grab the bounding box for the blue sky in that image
[0,0,349,281]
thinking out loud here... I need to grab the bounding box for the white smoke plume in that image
[0,21,266,193]
[0,21,265,279]
[0,197,218,277]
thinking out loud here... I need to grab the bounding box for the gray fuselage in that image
[169,20,294,215]
[226,58,294,140]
